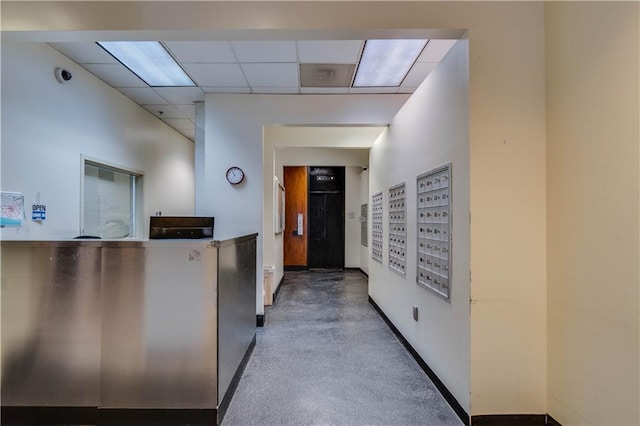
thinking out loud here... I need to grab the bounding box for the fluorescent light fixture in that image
[353,39,427,87]
[97,41,195,87]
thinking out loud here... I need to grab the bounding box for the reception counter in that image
[1,234,257,425]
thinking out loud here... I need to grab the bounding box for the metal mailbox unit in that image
[1,233,257,425]
[388,182,407,276]
[371,192,384,262]
[417,164,452,300]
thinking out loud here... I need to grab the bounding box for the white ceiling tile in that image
[242,63,298,87]
[178,128,196,140]
[202,86,252,94]
[182,63,247,87]
[49,42,118,64]
[417,39,457,63]
[163,41,236,63]
[163,118,194,130]
[173,104,196,119]
[349,87,399,94]
[252,87,299,94]
[231,41,297,63]
[297,40,363,64]
[143,104,186,119]
[152,87,204,104]
[300,87,349,94]
[119,87,169,105]
[82,63,147,88]
[401,62,437,87]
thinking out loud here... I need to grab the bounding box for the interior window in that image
[83,161,141,239]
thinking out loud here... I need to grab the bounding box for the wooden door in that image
[283,166,307,268]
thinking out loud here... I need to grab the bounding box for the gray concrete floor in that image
[222,270,463,426]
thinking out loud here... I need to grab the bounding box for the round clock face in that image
[226,166,245,185]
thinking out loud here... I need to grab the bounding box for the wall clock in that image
[226,166,245,185]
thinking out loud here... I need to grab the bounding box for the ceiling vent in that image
[299,63,355,87]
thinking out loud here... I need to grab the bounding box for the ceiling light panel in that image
[163,41,236,63]
[231,41,297,63]
[241,63,299,87]
[97,41,195,87]
[353,39,427,87]
[297,40,363,64]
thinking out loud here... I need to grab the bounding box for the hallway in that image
[222,271,463,426]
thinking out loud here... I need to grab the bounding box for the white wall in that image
[1,42,194,240]
[368,38,470,412]
[545,3,640,425]
[198,95,407,315]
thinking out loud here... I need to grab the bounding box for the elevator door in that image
[308,167,345,269]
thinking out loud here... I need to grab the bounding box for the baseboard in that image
[1,406,98,425]
[359,268,368,278]
[0,407,217,425]
[217,334,256,425]
[471,414,547,426]
[284,265,307,271]
[546,414,562,426]
[272,275,285,303]
[368,296,469,426]
[98,408,216,425]
[256,314,264,327]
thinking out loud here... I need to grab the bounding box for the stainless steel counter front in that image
[1,235,257,420]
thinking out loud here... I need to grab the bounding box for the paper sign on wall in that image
[1,192,25,227]
[32,204,46,221]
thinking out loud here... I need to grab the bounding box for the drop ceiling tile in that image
[82,63,147,88]
[231,41,297,63]
[179,128,196,140]
[202,86,252,94]
[297,40,363,64]
[174,104,196,119]
[163,118,195,130]
[164,41,236,63]
[143,104,186,119]
[417,39,457,63]
[401,62,437,87]
[49,42,118,64]
[300,87,349,94]
[241,63,298,87]
[182,63,247,87]
[251,87,299,94]
[153,87,204,104]
[119,87,169,105]
[349,87,399,94]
